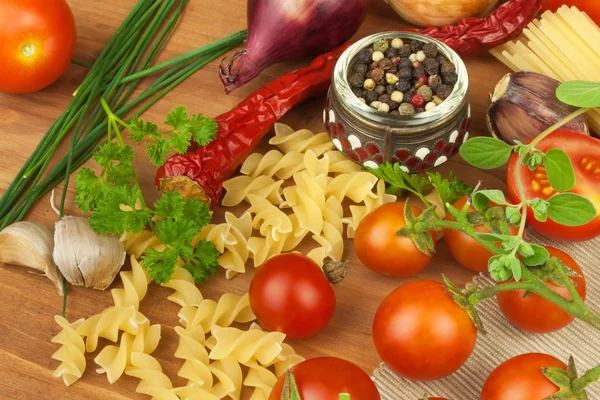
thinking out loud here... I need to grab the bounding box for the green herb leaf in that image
[339,394,351,400]
[489,255,512,282]
[501,236,521,252]
[142,248,179,284]
[93,142,136,186]
[89,185,152,234]
[366,162,431,197]
[505,206,521,225]
[427,171,473,205]
[189,114,218,146]
[528,198,549,222]
[128,117,160,144]
[165,105,189,128]
[510,256,522,281]
[547,193,597,226]
[522,244,550,267]
[459,137,513,169]
[472,190,509,211]
[146,136,170,166]
[155,219,199,248]
[184,239,219,283]
[524,149,545,171]
[517,242,534,257]
[545,149,576,192]
[556,80,600,108]
[475,232,513,242]
[75,168,107,212]
[167,129,192,154]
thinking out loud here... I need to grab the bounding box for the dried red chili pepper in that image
[156,43,350,205]
[413,0,544,56]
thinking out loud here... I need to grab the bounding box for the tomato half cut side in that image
[507,130,600,242]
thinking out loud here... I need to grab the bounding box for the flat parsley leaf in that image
[427,171,473,205]
[185,240,219,283]
[189,114,217,146]
[155,219,199,249]
[89,185,152,234]
[165,105,189,128]
[366,162,431,196]
[142,248,179,284]
[75,168,107,212]
[146,136,170,166]
[93,142,135,185]
[128,117,159,144]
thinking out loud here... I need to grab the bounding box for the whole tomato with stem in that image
[497,246,587,333]
[249,253,335,340]
[444,196,519,273]
[0,0,76,93]
[269,357,381,400]
[373,280,477,381]
[481,353,566,400]
[507,130,600,242]
[354,201,433,277]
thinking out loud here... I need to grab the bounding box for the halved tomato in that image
[507,130,600,241]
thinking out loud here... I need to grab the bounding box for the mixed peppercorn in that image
[348,38,458,115]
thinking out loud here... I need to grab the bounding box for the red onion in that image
[219,0,367,93]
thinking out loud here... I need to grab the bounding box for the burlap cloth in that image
[372,230,600,399]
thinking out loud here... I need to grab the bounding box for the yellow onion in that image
[487,71,589,145]
[384,0,499,27]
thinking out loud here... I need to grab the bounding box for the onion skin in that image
[219,0,367,93]
[386,0,499,27]
[487,71,589,145]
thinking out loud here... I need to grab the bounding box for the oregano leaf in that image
[545,149,576,192]
[556,80,600,108]
[472,190,509,211]
[547,193,597,227]
[459,137,513,169]
[522,244,550,267]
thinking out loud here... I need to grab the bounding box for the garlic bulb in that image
[53,216,126,290]
[487,72,589,145]
[0,221,64,295]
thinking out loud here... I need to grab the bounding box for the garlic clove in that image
[53,216,126,290]
[487,71,589,145]
[0,221,64,295]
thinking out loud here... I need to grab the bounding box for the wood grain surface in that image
[0,0,513,399]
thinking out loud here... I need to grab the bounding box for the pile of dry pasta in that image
[50,124,394,399]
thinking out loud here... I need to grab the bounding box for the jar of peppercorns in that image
[324,32,470,173]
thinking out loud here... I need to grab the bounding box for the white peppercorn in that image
[425,101,436,111]
[386,73,399,85]
[370,101,382,109]
[358,97,367,104]
[363,78,376,91]
[398,103,416,115]
[409,53,417,63]
[417,85,433,102]
[372,51,384,62]
[391,38,403,49]
[378,103,390,113]
[416,50,426,62]
[432,95,443,105]
[391,91,404,103]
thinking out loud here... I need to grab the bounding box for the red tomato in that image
[507,130,600,242]
[543,1,600,24]
[0,0,76,93]
[249,253,335,340]
[354,202,433,277]
[269,357,380,400]
[481,353,566,400]
[444,196,519,273]
[373,280,477,381]
[497,246,586,333]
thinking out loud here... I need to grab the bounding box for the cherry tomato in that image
[507,130,600,242]
[497,246,586,333]
[269,357,380,400]
[249,253,335,340]
[354,202,433,277]
[0,0,76,93]
[444,196,519,272]
[543,1,600,24]
[373,280,477,381]
[481,353,566,400]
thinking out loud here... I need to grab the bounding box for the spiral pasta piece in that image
[178,293,255,333]
[240,150,306,180]
[325,150,362,175]
[161,266,204,307]
[270,124,333,157]
[197,212,252,279]
[326,171,379,203]
[51,316,86,386]
[206,323,286,366]
[94,322,161,383]
[174,325,213,388]
[209,356,243,400]
[121,230,164,258]
[343,179,398,238]
[221,175,284,207]
[307,196,345,265]
[126,352,178,400]
[112,256,152,309]
[244,362,278,400]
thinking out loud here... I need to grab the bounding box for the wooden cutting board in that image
[0,0,513,398]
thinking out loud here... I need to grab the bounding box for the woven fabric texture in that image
[372,230,600,399]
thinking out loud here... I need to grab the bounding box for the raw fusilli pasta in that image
[270,123,333,156]
[174,325,213,388]
[178,293,255,333]
[112,256,152,309]
[51,316,86,386]
[343,179,397,238]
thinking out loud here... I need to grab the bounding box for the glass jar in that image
[324,32,470,172]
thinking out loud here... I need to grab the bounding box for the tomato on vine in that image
[269,357,381,400]
[354,202,433,277]
[507,130,600,242]
[481,353,566,400]
[444,196,519,273]
[249,253,335,340]
[372,280,477,381]
[0,0,76,93]
[497,246,587,333]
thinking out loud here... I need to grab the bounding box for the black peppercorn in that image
[422,43,438,58]
[365,70,372,79]
[412,65,426,79]
[442,71,458,86]
[375,85,386,95]
[416,107,425,113]
[437,84,454,100]
[404,88,417,102]
[384,48,397,59]
[441,62,456,75]
[396,80,411,93]
[385,85,396,95]
[428,74,442,92]
[365,91,378,103]
[389,101,399,111]
[371,67,385,83]
[437,55,447,65]
[378,58,393,70]
[390,110,400,115]
[398,44,412,58]
[351,87,365,98]
[379,94,391,104]
[399,67,412,80]
[410,40,422,53]
[423,58,439,75]
[398,58,412,69]
[357,49,372,63]
[353,63,368,76]
[348,73,364,88]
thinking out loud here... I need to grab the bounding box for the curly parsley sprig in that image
[75,100,219,284]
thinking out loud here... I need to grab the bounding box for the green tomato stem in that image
[573,363,600,393]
